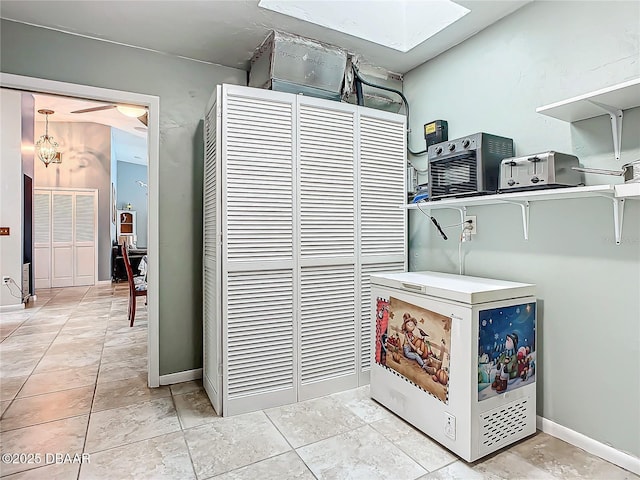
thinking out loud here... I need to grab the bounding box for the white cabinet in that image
[117,210,137,237]
[203,85,406,416]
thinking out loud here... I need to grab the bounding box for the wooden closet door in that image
[297,97,358,400]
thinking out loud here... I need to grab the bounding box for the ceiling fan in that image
[71,103,148,126]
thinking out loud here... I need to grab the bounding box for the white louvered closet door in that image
[203,87,222,415]
[297,98,358,400]
[35,189,97,289]
[221,86,297,416]
[34,191,51,289]
[74,192,97,286]
[358,111,407,384]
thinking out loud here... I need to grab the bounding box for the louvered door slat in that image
[299,104,355,259]
[34,192,50,244]
[52,193,73,244]
[360,115,406,257]
[300,265,356,387]
[75,194,95,243]
[225,94,293,263]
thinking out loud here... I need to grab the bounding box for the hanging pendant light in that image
[35,109,60,168]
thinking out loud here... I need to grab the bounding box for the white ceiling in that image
[33,93,148,165]
[0,0,530,74]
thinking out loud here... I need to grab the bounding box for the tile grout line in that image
[15,290,80,387]
[0,285,94,478]
[0,285,148,478]
[77,284,113,480]
[367,417,457,476]
[1,289,80,431]
[170,391,200,480]
[262,409,320,480]
[3,289,62,405]
[0,411,90,434]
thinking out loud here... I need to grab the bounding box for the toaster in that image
[499,151,583,192]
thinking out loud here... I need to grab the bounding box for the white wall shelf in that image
[406,184,640,245]
[536,78,640,161]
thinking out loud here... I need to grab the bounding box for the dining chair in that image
[122,244,147,327]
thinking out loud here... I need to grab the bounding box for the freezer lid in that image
[370,271,535,305]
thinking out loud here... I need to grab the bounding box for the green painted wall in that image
[0,19,247,375]
[404,1,640,457]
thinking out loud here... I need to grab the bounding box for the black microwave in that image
[427,133,514,200]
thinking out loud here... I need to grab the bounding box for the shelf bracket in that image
[612,198,625,246]
[596,194,626,245]
[589,100,623,161]
[501,201,530,240]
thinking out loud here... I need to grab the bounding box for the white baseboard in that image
[96,280,112,286]
[537,415,640,475]
[159,368,203,386]
[0,303,25,312]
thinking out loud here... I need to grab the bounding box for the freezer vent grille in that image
[359,115,406,256]
[479,397,531,455]
[299,104,355,258]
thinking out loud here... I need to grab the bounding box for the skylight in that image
[258,0,471,53]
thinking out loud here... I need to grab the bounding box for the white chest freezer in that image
[370,271,537,462]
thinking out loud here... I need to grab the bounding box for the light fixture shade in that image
[116,105,146,118]
[36,109,60,168]
[35,135,59,167]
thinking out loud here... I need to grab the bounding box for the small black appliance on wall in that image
[428,132,514,200]
[424,120,448,147]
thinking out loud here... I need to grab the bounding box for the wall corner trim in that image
[159,368,203,386]
[536,415,640,475]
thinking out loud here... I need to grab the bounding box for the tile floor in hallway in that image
[0,285,637,479]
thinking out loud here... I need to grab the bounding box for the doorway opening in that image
[1,73,160,387]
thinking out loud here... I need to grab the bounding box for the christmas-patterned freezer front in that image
[477,302,536,401]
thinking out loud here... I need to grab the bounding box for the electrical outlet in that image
[464,215,477,234]
[444,412,456,440]
[2,276,10,284]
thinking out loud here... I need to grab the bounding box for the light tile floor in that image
[0,285,637,479]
